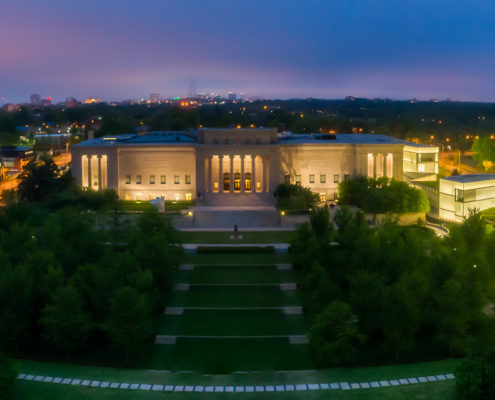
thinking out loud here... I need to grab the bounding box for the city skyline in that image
[2,0,495,104]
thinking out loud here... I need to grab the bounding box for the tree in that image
[456,352,495,400]
[274,183,319,214]
[309,301,364,366]
[41,286,92,357]
[0,352,17,399]
[104,287,152,365]
[17,155,70,202]
[472,137,495,172]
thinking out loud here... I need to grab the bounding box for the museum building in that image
[71,128,439,206]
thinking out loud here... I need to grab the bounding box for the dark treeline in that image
[2,99,495,146]
[291,206,495,367]
[0,158,183,367]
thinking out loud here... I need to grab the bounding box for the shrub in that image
[0,353,17,399]
[456,353,495,400]
[274,183,319,214]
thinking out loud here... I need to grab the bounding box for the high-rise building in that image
[228,92,236,101]
[30,94,41,105]
[41,97,52,107]
[150,93,160,103]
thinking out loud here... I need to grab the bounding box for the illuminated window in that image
[149,175,155,184]
[284,174,290,184]
[367,153,374,177]
[185,174,191,184]
[295,175,301,185]
[136,175,141,184]
[174,175,180,184]
[320,174,326,183]
[93,175,99,187]
[125,175,131,184]
[244,172,252,190]
[309,174,315,184]
[223,172,230,190]
[185,193,192,201]
[160,174,166,184]
[334,174,339,183]
[319,193,326,202]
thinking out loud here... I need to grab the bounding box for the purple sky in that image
[1,0,495,104]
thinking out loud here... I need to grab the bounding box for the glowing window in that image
[309,174,315,184]
[320,174,326,184]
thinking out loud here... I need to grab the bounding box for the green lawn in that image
[179,231,296,244]
[155,310,307,336]
[118,200,194,213]
[177,265,296,284]
[168,286,302,308]
[13,380,455,400]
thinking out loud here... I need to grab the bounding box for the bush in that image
[197,246,275,253]
[0,353,17,399]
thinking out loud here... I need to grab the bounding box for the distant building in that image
[41,98,52,107]
[150,93,160,103]
[65,97,80,108]
[0,146,34,172]
[84,98,100,104]
[2,104,19,113]
[228,92,236,101]
[30,94,41,105]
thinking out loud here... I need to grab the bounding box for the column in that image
[219,156,223,193]
[97,155,102,191]
[229,155,234,193]
[87,155,92,188]
[251,155,256,193]
[240,155,245,193]
[262,156,268,193]
[373,155,377,178]
[208,156,213,192]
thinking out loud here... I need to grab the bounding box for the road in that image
[439,151,483,175]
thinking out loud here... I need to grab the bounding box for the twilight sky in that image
[1,0,495,104]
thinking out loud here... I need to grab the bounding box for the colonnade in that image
[81,154,107,190]
[367,153,393,179]
[205,154,269,193]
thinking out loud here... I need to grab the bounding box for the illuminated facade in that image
[71,128,438,205]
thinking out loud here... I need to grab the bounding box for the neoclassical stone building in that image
[71,128,438,206]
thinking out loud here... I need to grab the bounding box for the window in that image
[223,172,230,190]
[234,172,241,191]
[150,175,155,184]
[309,174,315,184]
[160,174,166,184]
[125,175,131,184]
[319,193,326,202]
[284,174,290,184]
[174,175,180,184]
[455,189,464,202]
[244,172,252,191]
[295,175,301,185]
[320,174,326,183]
[185,193,192,201]
[136,175,141,184]
[333,174,339,183]
[185,174,191,184]
[93,175,99,187]
[344,173,350,181]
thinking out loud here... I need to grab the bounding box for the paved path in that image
[17,372,455,392]
[183,243,289,252]
[179,227,296,231]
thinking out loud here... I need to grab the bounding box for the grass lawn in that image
[177,265,296,284]
[119,200,194,213]
[168,286,302,308]
[179,230,296,244]
[13,380,456,400]
[155,310,307,336]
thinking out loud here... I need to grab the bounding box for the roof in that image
[277,133,433,147]
[75,131,434,148]
[441,174,495,183]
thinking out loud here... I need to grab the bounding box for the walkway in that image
[17,372,455,392]
[182,243,290,252]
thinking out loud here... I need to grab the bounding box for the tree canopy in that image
[338,176,429,213]
[274,183,319,214]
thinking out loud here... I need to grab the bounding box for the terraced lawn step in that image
[149,337,314,371]
[156,309,307,336]
[178,266,296,285]
[155,334,309,345]
[175,283,297,290]
[168,286,302,307]
[164,306,303,314]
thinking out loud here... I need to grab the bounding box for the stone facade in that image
[71,128,438,206]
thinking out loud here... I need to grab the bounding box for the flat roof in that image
[75,131,434,148]
[441,174,495,183]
